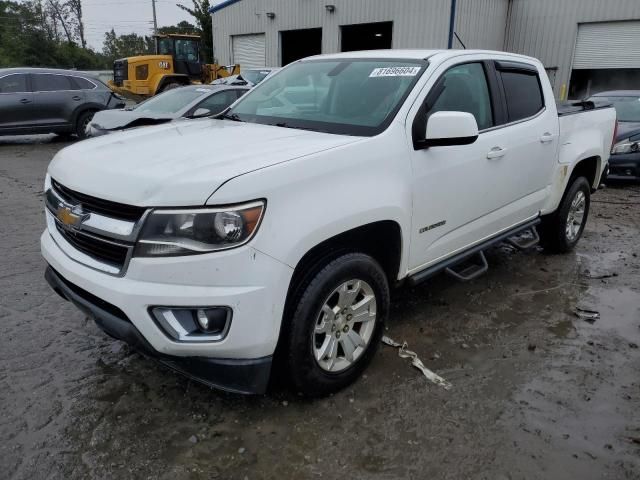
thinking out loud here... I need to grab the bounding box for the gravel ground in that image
[1,135,639,480]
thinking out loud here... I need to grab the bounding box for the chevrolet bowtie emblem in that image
[56,204,90,228]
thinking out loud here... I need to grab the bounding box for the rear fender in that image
[542,155,602,215]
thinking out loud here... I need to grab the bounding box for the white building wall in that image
[505,0,640,97]
[211,0,509,67]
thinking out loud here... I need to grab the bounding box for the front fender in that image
[207,128,414,280]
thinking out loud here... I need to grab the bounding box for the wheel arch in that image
[154,74,190,94]
[543,155,602,215]
[272,220,402,377]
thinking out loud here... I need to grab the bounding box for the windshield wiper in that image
[274,122,326,133]
[220,112,243,122]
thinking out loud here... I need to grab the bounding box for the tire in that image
[539,176,591,253]
[75,110,95,139]
[160,82,181,93]
[285,253,389,397]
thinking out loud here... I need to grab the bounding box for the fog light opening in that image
[152,306,232,342]
[195,308,229,334]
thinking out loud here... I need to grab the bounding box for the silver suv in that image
[0,68,125,139]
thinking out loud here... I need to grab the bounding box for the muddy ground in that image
[1,135,639,480]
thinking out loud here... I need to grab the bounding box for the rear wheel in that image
[540,176,591,253]
[75,110,95,139]
[285,253,389,397]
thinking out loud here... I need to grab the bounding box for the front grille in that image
[52,180,146,222]
[113,59,128,86]
[56,223,130,269]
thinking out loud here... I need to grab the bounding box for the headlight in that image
[135,200,265,257]
[611,138,640,154]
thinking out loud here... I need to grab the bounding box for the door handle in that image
[540,132,555,143]
[487,146,507,159]
[19,98,31,104]
[72,95,82,101]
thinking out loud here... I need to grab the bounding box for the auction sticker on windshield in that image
[370,66,421,77]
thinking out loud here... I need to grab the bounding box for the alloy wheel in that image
[312,279,377,373]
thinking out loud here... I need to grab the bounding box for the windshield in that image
[592,95,640,122]
[228,59,426,136]
[241,69,273,85]
[134,88,205,115]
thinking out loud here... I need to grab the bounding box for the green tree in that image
[176,0,212,62]
[102,28,154,62]
[158,20,199,36]
[0,0,107,69]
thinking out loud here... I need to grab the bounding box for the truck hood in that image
[90,109,176,131]
[48,119,361,206]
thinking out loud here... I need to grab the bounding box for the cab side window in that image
[0,74,28,93]
[498,69,544,122]
[426,63,494,130]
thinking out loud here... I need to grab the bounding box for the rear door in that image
[0,73,34,130]
[31,73,85,128]
[491,61,559,215]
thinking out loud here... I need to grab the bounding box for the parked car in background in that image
[0,68,125,139]
[42,50,615,396]
[211,68,280,86]
[589,90,640,181]
[87,85,249,137]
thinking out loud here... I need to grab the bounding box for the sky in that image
[81,0,193,50]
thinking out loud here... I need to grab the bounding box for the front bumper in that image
[607,152,640,180]
[45,267,271,394]
[41,228,293,394]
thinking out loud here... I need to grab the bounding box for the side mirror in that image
[191,107,212,118]
[419,111,479,149]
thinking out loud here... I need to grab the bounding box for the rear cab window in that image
[495,61,545,123]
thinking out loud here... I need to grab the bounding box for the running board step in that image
[445,251,488,282]
[505,227,540,251]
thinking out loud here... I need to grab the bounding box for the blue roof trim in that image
[209,0,242,14]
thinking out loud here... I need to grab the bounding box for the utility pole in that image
[447,0,457,49]
[152,0,158,34]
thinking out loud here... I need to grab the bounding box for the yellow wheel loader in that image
[108,34,240,99]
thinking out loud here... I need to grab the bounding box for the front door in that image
[0,73,34,131]
[408,61,510,271]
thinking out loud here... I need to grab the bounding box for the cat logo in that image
[158,61,171,69]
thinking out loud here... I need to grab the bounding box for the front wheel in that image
[75,110,95,139]
[285,253,389,397]
[540,176,591,253]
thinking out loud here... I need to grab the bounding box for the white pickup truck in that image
[42,50,616,395]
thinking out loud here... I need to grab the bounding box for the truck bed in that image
[556,99,613,116]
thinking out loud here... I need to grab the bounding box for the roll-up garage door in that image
[232,33,266,69]
[573,21,640,69]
